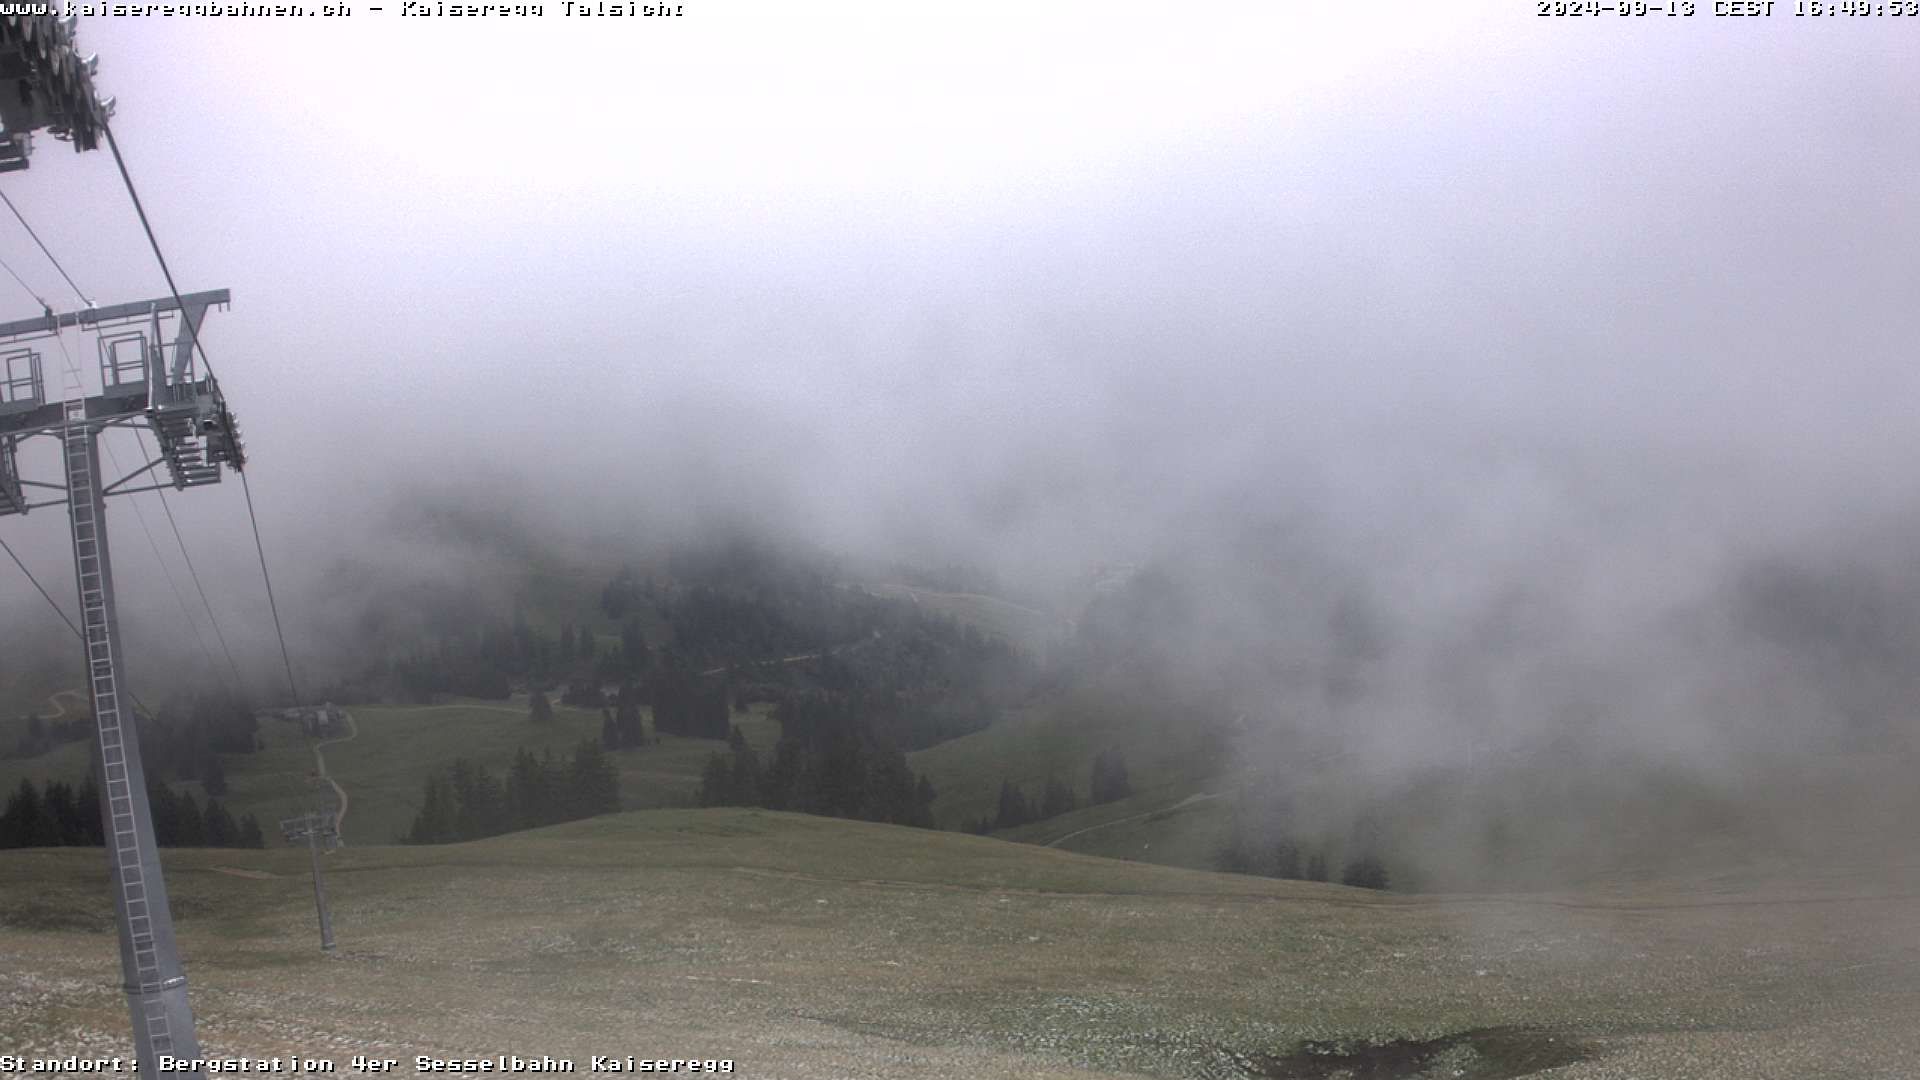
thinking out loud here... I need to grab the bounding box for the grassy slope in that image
[18,685,1880,899]
[0,623,75,720]
[314,700,781,843]
[1000,744,1920,895]
[3,809,1916,1079]
[865,581,1260,872]
[1003,789,1240,871]
[908,684,1228,834]
[0,679,65,727]
[0,728,95,801]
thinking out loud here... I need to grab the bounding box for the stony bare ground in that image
[4,810,1918,1079]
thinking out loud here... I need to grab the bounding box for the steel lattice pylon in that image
[280,809,338,953]
[0,293,243,1078]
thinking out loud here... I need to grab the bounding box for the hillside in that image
[14,542,1916,904]
[4,810,1918,1079]
[13,543,1919,899]
[0,697,781,846]
[858,582,1072,657]
[908,683,1232,836]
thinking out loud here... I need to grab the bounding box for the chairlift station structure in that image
[2,14,242,1076]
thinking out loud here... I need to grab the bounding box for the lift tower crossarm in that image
[0,290,244,489]
[0,290,231,341]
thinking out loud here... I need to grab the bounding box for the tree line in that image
[385,555,841,706]
[646,666,732,740]
[969,748,1132,833]
[0,775,264,849]
[137,688,264,799]
[1215,816,1391,890]
[404,740,620,844]
[572,674,732,751]
[697,692,936,828]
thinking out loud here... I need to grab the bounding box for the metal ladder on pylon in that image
[62,402,180,1056]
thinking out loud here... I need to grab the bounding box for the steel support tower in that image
[0,292,243,1077]
[280,810,338,952]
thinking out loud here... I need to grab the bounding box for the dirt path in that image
[864,583,1076,636]
[700,651,821,677]
[1041,715,1261,849]
[1042,790,1231,849]
[1040,730,1369,850]
[43,688,85,719]
[868,583,1059,622]
[696,628,890,677]
[312,710,357,840]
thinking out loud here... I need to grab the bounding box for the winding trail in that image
[1043,723,1354,850]
[310,709,356,838]
[700,651,822,677]
[1042,790,1230,849]
[43,688,85,719]
[695,628,889,677]
[1042,714,1255,849]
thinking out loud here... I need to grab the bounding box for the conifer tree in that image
[1273,838,1302,880]
[202,754,228,797]
[237,813,266,849]
[175,792,206,846]
[41,780,81,845]
[697,752,733,807]
[727,725,761,806]
[622,617,651,674]
[1040,776,1078,819]
[408,774,457,844]
[0,779,54,848]
[1090,749,1132,805]
[463,765,509,838]
[1341,854,1390,891]
[568,739,620,817]
[615,683,646,748]
[75,773,104,846]
[203,798,238,847]
[146,775,181,846]
[914,774,937,829]
[993,779,1032,830]
[507,748,552,829]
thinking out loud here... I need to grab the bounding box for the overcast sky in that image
[3,7,1917,704]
